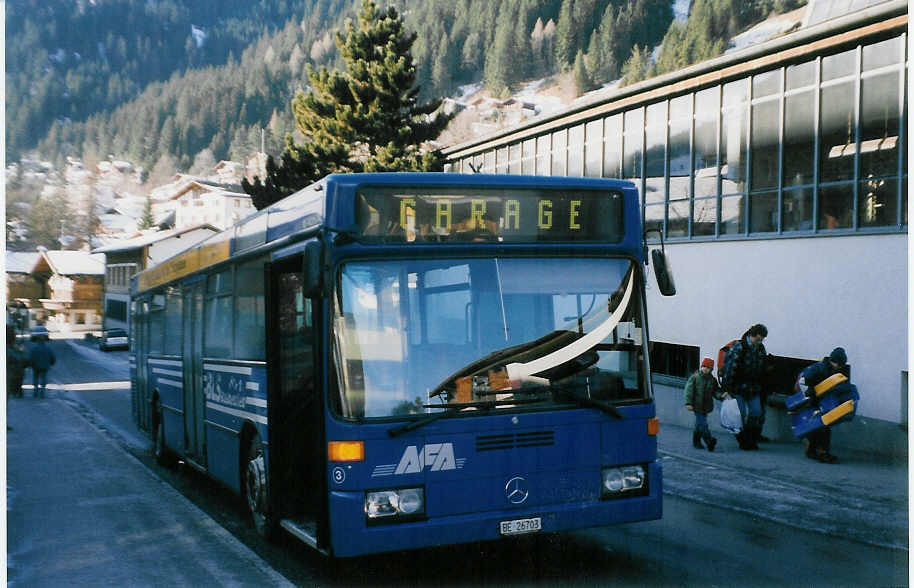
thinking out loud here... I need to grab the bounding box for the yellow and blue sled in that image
[786,373,859,438]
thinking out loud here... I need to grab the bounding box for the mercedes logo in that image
[505,476,529,504]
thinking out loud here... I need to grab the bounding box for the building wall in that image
[646,233,907,423]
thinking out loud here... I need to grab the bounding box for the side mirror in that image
[651,249,676,296]
[302,240,323,297]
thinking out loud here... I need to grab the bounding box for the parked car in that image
[98,328,129,351]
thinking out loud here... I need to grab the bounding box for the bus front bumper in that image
[327,461,662,558]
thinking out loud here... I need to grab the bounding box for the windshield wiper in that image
[386,398,547,437]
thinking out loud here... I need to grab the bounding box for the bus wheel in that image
[244,434,273,538]
[154,406,175,468]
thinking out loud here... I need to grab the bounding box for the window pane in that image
[694,88,719,199]
[721,80,748,194]
[782,188,814,232]
[234,259,266,360]
[720,195,745,234]
[783,90,815,186]
[536,135,551,175]
[522,139,536,175]
[552,130,567,176]
[484,150,495,173]
[603,115,622,178]
[863,36,902,72]
[669,98,691,200]
[644,203,664,234]
[823,48,855,82]
[585,119,602,177]
[509,143,522,174]
[749,192,778,233]
[149,310,165,354]
[207,270,231,295]
[786,60,816,90]
[750,100,780,191]
[817,184,854,230]
[859,177,898,228]
[667,199,689,238]
[819,81,856,183]
[568,124,585,177]
[205,296,233,357]
[623,111,643,182]
[860,72,900,178]
[753,70,780,98]
[496,147,508,173]
[644,102,667,204]
[164,287,182,355]
[693,197,717,236]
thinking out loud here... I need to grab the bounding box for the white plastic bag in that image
[719,397,742,433]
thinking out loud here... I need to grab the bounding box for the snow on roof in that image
[92,224,219,254]
[726,8,805,54]
[40,250,105,276]
[5,251,41,274]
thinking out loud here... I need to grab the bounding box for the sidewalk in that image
[656,421,908,551]
[6,396,292,587]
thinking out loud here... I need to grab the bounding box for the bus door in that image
[267,257,325,542]
[182,281,206,461]
[134,299,151,431]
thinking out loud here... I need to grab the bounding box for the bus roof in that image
[132,173,639,294]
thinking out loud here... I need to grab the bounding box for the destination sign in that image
[356,187,624,243]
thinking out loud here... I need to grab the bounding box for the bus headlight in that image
[365,487,425,520]
[601,465,646,497]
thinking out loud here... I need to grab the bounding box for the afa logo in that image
[395,443,464,474]
[370,443,467,477]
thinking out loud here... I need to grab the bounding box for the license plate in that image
[499,517,542,536]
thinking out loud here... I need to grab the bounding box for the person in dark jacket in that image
[720,324,770,450]
[684,357,724,451]
[797,347,851,463]
[7,326,27,399]
[27,330,55,398]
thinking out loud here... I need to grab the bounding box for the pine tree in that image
[553,0,576,70]
[243,0,452,208]
[138,195,155,230]
[573,50,594,96]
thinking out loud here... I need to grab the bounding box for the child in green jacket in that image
[684,357,724,451]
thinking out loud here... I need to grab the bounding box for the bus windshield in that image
[332,257,647,419]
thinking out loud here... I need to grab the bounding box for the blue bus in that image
[130,173,675,558]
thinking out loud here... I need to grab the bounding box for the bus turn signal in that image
[328,441,364,462]
[648,418,659,436]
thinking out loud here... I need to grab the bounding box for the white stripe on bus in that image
[245,381,260,391]
[246,397,267,408]
[157,378,184,389]
[206,402,268,425]
[203,364,253,376]
[149,359,182,367]
[152,368,183,377]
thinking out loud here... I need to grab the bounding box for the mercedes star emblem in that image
[505,476,529,504]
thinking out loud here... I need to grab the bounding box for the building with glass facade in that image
[442,0,908,452]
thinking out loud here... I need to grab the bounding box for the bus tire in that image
[154,404,176,468]
[243,433,274,539]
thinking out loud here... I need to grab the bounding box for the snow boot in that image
[692,431,704,449]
